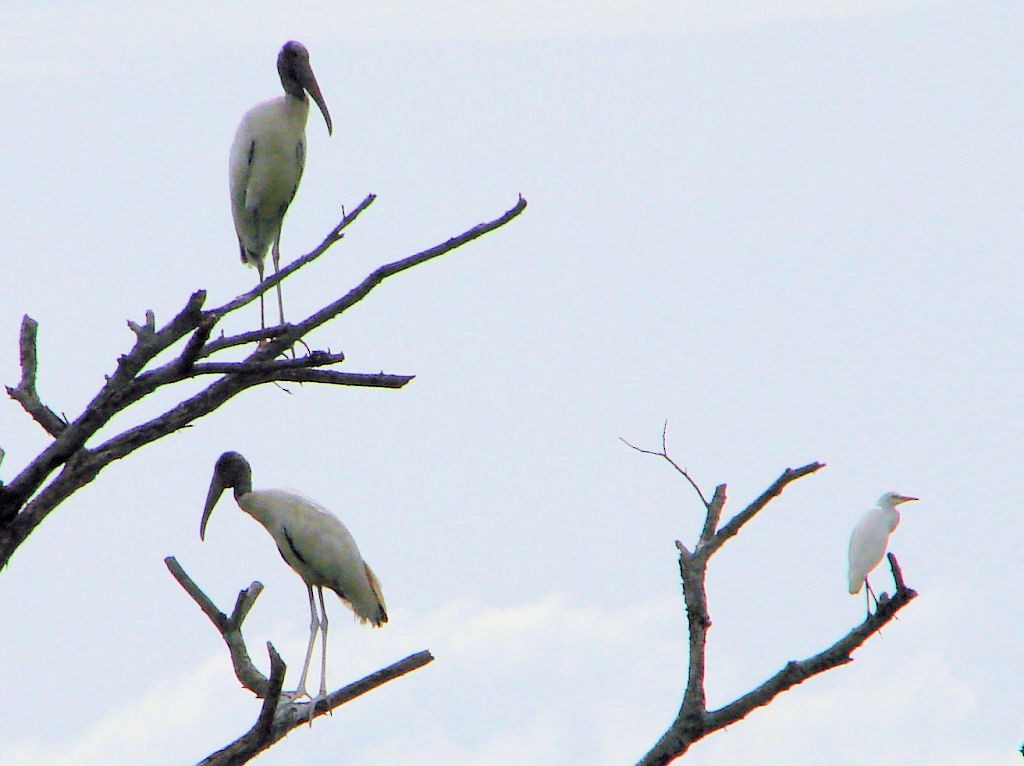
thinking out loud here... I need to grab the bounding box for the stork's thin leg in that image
[317,586,330,698]
[271,235,285,327]
[271,235,310,359]
[255,260,267,331]
[294,584,321,699]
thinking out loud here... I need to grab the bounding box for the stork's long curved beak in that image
[896,495,919,505]
[200,472,227,541]
[298,62,332,136]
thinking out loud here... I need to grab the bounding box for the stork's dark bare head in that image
[277,41,333,135]
[200,451,253,540]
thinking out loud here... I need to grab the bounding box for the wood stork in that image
[229,41,333,330]
[847,491,918,614]
[201,451,387,701]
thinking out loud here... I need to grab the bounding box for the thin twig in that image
[620,421,711,510]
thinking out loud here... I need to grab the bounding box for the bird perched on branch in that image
[847,491,918,614]
[229,41,333,330]
[201,451,386,702]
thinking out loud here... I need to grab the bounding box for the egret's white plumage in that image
[201,451,386,701]
[229,41,332,329]
[847,491,918,612]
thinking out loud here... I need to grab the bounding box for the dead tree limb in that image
[166,554,433,766]
[624,427,917,766]
[166,556,271,696]
[5,316,67,437]
[0,194,527,559]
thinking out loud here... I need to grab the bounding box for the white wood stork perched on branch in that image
[201,451,387,701]
[229,41,333,330]
[847,491,918,614]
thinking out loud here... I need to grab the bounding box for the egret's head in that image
[200,451,253,540]
[278,40,333,136]
[879,491,919,509]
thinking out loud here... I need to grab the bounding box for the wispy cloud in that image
[0,655,233,766]
[0,587,1007,765]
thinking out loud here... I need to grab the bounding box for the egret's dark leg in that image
[317,586,330,698]
[864,578,879,616]
[295,584,321,699]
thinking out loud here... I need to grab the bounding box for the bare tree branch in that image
[677,550,710,738]
[0,192,517,766]
[195,650,433,766]
[177,316,217,373]
[697,485,727,552]
[153,350,347,380]
[0,195,526,562]
[200,327,293,358]
[166,556,270,696]
[703,554,917,733]
[195,643,287,766]
[210,194,377,319]
[632,441,917,766]
[5,316,67,437]
[166,557,434,766]
[249,194,530,361]
[705,461,825,557]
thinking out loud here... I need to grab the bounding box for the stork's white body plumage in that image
[229,41,332,329]
[239,487,386,625]
[847,491,918,613]
[229,97,309,269]
[201,451,385,702]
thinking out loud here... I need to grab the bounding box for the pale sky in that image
[1,3,1021,765]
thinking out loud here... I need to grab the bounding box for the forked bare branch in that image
[630,438,916,766]
[5,316,67,438]
[621,421,712,510]
[1,195,527,566]
[166,556,434,765]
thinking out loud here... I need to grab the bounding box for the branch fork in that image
[166,556,433,764]
[624,424,916,766]
[1,195,526,558]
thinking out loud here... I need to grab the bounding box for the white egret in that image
[229,41,333,329]
[201,451,386,701]
[847,491,918,613]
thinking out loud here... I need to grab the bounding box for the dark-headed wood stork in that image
[847,491,918,614]
[229,41,333,329]
[201,451,386,701]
